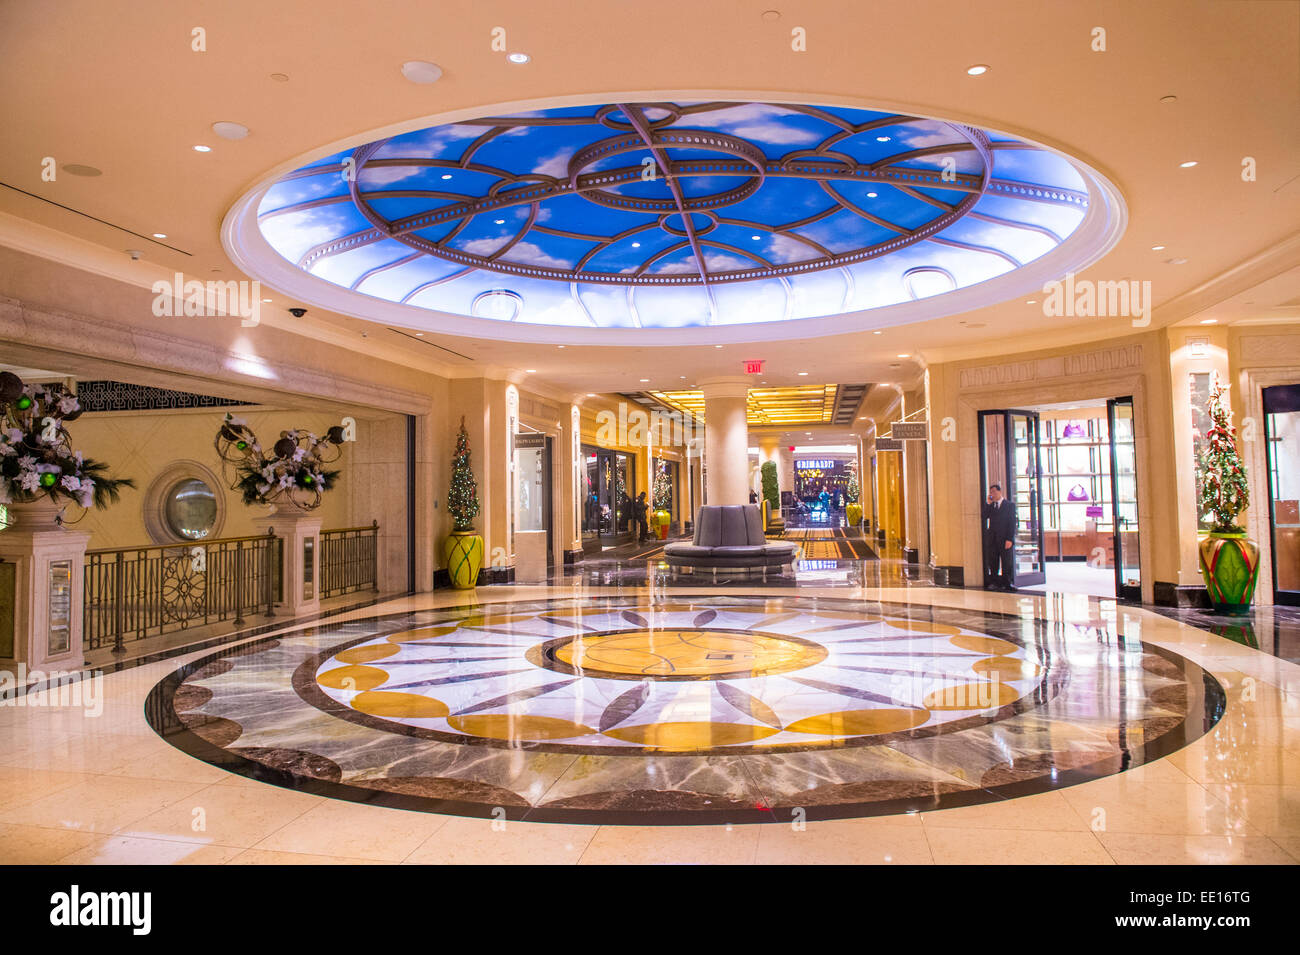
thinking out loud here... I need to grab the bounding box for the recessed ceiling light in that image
[415,332,424,336]
[761,9,781,20]
[151,232,167,239]
[897,353,911,358]
[261,297,272,303]
[798,371,809,376]
[866,192,878,198]
[400,60,443,84]
[966,64,989,75]
[62,163,102,177]
[1179,160,1198,168]
[1151,245,1166,251]
[715,344,723,348]
[1160,94,1177,104]
[751,234,761,240]
[212,121,249,140]
[557,344,565,348]
[1200,319,1218,325]
[440,173,453,180]
[525,369,536,373]
[1026,299,1037,305]
[270,73,289,82]
[494,218,505,225]
[192,145,211,152]
[587,393,597,397]
[680,375,686,379]
[639,378,650,383]
[873,330,882,335]
[631,242,641,248]
[507,52,530,64]
[876,135,891,142]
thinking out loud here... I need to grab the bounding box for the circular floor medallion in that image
[148,595,1224,825]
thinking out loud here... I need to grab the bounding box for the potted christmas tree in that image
[1195,377,1259,614]
[845,461,863,532]
[444,417,483,589]
[651,460,673,540]
[760,459,783,534]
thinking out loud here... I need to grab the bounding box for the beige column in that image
[700,377,751,507]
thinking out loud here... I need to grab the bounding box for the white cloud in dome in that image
[458,235,514,257]
[763,233,821,264]
[692,104,826,146]
[533,147,576,178]
[503,241,574,269]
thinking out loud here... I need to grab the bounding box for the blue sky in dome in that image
[259,170,351,216]
[971,193,1086,237]
[991,146,1086,191]
[311,237,411,287]
[254,101,1100,327]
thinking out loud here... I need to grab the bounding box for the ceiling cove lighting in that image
[236,98,1119,341]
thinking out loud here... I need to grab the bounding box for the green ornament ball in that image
[17,396,33,410]
[39,472,57,488]
[236,440,248,450]
[303,474,314,484]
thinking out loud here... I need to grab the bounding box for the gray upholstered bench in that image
[664,504,798,578]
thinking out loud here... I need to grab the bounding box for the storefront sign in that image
[796,459,836,469]
[875,438,904,451]
[514,432,546,449]
[891,421,929,440]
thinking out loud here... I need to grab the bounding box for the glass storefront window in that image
[1264,384,1300,601]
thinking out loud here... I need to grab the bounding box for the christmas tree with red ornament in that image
[1196,376,1249,532]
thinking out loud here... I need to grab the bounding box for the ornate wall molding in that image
[1238,333,1300,366]
[958,343,1144,389]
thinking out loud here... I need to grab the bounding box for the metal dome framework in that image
[243,100,1111,334]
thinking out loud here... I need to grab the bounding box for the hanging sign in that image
[875,437,904,451]
[514,432,546,449]
[891,421,929,440]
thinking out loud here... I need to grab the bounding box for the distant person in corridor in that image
[983,483,1016,590]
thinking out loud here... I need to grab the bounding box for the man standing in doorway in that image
[633,491,651,544]
[983,483,1016,590]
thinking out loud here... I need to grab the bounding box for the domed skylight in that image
[225,100,1123,342]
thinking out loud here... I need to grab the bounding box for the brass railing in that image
[320,521,380,598]
[84,532,282,652]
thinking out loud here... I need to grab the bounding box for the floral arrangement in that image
[215,413,346,511]
[845,461,860,504]
[652,460,673,511]
[0,372,133,511]
[1195,376,1249,533]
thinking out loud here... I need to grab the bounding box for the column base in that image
[933,565,965,588]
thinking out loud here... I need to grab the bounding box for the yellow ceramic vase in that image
[444,530,484,589]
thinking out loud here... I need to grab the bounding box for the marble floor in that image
[0,578,1296,864]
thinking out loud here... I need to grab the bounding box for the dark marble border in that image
[144,594,1226,826]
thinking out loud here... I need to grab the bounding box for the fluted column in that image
[700,377,751,506]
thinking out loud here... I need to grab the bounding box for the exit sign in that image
[744,360,764,374]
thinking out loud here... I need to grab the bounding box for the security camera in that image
[288,307,307,317]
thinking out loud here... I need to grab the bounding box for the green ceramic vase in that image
[1198,532,1259,615]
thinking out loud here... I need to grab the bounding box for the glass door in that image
[978,410,1045,587]
[1263,384,1300,605]
[1106,397,1142,601]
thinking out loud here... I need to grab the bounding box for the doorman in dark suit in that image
[983,483,1016,590]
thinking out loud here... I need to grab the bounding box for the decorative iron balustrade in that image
[83,522,379,653]
[320,521,380,598]
[84,533,281,652]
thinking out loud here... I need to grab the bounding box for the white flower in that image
[18,471,41,491]
[58,395,79,415]
[60,475,81,492]
[17,455,37,472]
[76,481,94,508]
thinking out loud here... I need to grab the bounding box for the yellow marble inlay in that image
[784,707,930,736]
[351,691,448,718]
[537,628,827,679]
[604,721,780,749]
[973,655,1042,679]
[385,626,458,644]
[950,633,1020,655]
[317,664,388,691]
[447,714,596,740]
[923,680,1021,710]
[335,643,400,664]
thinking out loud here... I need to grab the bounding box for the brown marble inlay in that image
[231,746,342,782]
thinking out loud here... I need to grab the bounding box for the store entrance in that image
[1263,384,1300,606]
[980,398,1142,599]
[581,447,636,550]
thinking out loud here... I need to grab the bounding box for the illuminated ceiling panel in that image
[650,385,841,426]
[225,100,1124,342]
